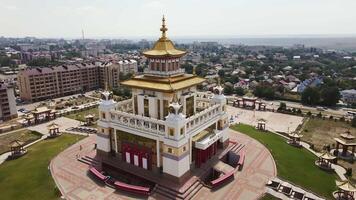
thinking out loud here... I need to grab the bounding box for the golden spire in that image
[160,15,168,38]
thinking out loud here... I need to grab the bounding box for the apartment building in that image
[17,60,138,102]
[0,82,17,121]
[18,63,100,102]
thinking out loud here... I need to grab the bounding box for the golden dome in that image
[143,16,186,58]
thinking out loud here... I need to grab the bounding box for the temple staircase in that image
[77,155,100,167]
[153,179,204,200]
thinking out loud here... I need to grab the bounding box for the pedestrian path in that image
[0,134,47,165]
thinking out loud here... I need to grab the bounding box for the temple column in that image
[114,129,118,153]
[156,139,160,167]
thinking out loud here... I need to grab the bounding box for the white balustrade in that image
[186,104,220,133]
[115,99,133,112]
[109,110,166,136]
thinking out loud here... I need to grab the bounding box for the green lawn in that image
[259,193,280,200]
[0,133,85,200]
[65,107,98,122]
[0,130,42,154]
[231,124,337,199]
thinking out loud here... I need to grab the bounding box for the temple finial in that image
[160,15,168,38]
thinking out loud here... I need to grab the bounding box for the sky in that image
[0,0,356,39]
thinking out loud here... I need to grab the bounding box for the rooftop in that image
[143,16,186,58]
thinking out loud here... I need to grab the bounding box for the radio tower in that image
[81,29,85,41]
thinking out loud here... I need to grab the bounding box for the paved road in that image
[16,91,97,111]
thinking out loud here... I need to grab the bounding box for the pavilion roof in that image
[288,132,303,138]
[340,132,355,140]
[24,114,34,119]
[32,106,51,114]
[47,122,59,129]
[85,114,95,119]
[258,118,267,122]
[334,138,356,146]
[336,180,356,192]
[319,151,336,160]
[9,140,24,148]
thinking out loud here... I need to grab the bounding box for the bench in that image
[237,150,245,170]
[89,167,108,182]
[210,170,235,188]
[114,181,150,195]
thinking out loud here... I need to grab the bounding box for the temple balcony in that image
[143,68,185,77]
[109,109,167,137]
[186,104,222,135]
[114,99,133,113]
[194,129,225,150]
[107,94,225,139]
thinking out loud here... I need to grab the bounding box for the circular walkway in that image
[51,129,276,200]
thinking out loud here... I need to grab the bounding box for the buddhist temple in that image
[95,16,229,182]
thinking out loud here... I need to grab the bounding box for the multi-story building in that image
[17,60,138,102]
[341,89,356,105]
[118,60,137,75]
[0,82,17,121]
[17,63,100,101]
[96,17,229,182]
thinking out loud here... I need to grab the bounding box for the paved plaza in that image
[227,105,304,133]
[51,129,276,200]
[27,117,82,135]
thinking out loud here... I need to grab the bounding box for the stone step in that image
[185,182,204,200]
[230,143,241,152]
[81,157,99,165]
[77,158,91,165]
[84,156,100,164]
[233,144,245,154]
[179,181,202,199]
[155,180,202,200]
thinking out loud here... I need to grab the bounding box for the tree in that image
[352,117,356,128]
[278,102,287,111]
[253,85,275,99]
[218,70,225,77]
[234,87,245,96]
[320,87,340,106]
[301,87,320,105]
[224,85,234,95]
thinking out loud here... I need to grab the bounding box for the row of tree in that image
[301,86,340,106]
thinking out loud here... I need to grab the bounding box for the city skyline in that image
[1,0,356,38]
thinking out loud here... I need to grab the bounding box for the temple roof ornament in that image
[143,16,186,57]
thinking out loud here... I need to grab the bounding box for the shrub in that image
[297,109,302,115]
[307,111,312,116]
[346,168,353,177]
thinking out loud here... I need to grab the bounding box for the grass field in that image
[231,124,337,199]
[0,134,85,200]
[301,118,355,152]
[0,130,42,154]
[65,107,98,122]
[260,193,281,200]
[301,118,356,181]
